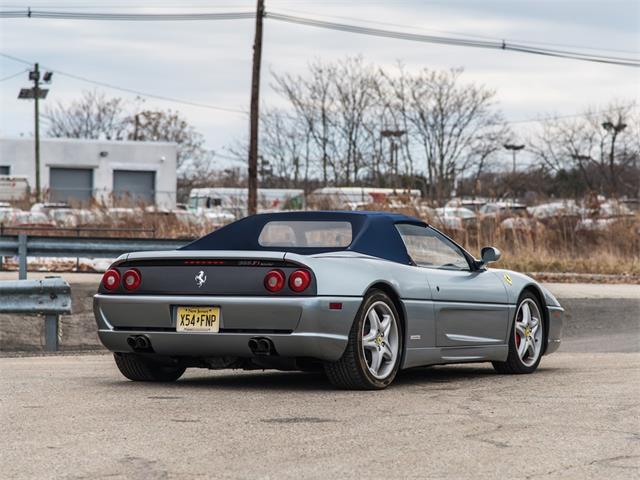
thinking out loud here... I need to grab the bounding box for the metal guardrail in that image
[0,234,191,279]
[0,277,72,351]
[0,224,158,236]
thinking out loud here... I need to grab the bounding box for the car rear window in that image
[258,221,352,248]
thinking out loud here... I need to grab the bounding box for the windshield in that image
[258,220,352,248]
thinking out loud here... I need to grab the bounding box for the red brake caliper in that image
[515,331,521,348]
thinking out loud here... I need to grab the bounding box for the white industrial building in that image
[0,137,177,209]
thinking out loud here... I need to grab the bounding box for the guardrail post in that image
[18,233,27,280]
[44,314,59,352]
[0,277,70,352]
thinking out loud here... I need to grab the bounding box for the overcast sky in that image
[1,0,639,170]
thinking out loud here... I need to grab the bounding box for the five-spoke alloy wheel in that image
[361,301,400,380]
[493,291,545,374]
[325,290,403,389]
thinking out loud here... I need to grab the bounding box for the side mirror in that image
[479,246,501,268]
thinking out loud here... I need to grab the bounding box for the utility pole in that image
[247,0,265,216]
[504,143,525,174]
[18,63,52,203]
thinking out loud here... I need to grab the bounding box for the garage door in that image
[49,167,93,204]
[113,170,155,206]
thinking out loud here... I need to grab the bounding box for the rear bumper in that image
[545,305,564,354]
[94,294,362,362]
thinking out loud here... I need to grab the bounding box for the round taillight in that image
[289,269,311,293]
[122,269,142,291]
[264,269,285,293]
[102,269,120,291]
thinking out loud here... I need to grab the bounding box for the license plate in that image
[176,306,220,332]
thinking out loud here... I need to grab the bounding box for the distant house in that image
[0,137,177,208]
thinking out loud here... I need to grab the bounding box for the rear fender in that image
[285,253,429,299]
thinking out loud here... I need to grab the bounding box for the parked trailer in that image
[0,175,29,201]
[307,187,422,210]
[189,187,305,218]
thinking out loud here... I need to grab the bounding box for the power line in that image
[0,52,249,114]
[3,53,632,126]
[272,6,640,57]
[271,103,633,128]
[2,8,638,67]
[0,3,256,8]
[54,70,249,113]
[215,152,246,163]
[0,68,27,82]
[0,52,33,65]
[504,106,637,126]
[0,9,255,20]
[266,13,640,68]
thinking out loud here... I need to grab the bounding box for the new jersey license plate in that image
[176,306,220,332]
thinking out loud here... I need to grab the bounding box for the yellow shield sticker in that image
[503,273,513,286]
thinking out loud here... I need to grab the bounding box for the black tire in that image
[113,353,186,382]
[325,290,403,390]
[492,291,544,374]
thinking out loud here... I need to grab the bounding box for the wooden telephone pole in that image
[247,0,265,215]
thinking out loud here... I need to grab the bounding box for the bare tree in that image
[399,68,506,200]
[466,125,511,194]
[529,102,639,196]
[272,60,337,185]
[43,90,220,201]
[259,108,312,187]
[267,59,507,197]
[127,108,207,171]
[379,63,416,181]
[44,90,129,140]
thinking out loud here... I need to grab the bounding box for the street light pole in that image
[381,129,406,191]
[503,143,525,174]
[602,120,627,197]
[18,64,52,203]
[33,63,41,201]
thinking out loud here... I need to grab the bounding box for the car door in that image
[395,224,510,347]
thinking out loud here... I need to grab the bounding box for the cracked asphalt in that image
[1,352,639,479]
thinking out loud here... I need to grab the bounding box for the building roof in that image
[181,210,426,264]
[0,136,178,148]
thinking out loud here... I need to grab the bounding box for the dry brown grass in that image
[6,201,638,278]
[360,202,639,278]
[460,217,637,276]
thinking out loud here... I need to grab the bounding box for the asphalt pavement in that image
[1,278,639,479]
[1,353,638,479]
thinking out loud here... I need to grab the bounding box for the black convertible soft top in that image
[181,211,426,264]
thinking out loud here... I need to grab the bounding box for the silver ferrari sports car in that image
[94,211,563,389]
